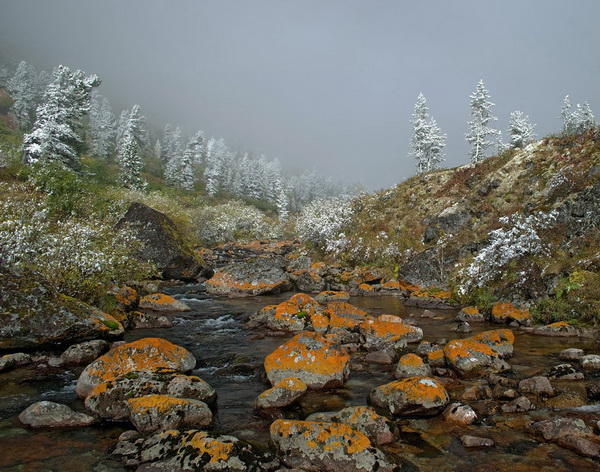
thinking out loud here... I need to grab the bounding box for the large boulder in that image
[270,419,397,472]
[60,339,109,365]
[0,270,123,351]
[360,315,423,351]
[264,332,350,390]
[443,336,511,378]
[266,293,321,332]
[76,337,196,399]
[206,256,292,297]
[369,377,449,417]
[85,370,216,421]
[19,401,97,429]
[116,202,208,281]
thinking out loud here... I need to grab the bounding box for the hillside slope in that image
[334,130,600,323]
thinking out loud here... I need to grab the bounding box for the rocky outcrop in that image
[116,202,209,281]
[76,337,196,398]
[270,419,397,472]
[19,401,97,429]
[368,377,449,417]
[264,332,350,390]
[0,269,123,351]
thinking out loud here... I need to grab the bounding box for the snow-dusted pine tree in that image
[204,137,229,196]
[507,111,536,149]
[465,80,500,163]
[409,93,446,174]
[116,105,146,159]
[7,61,38,129]
[0,63,9,87]
[88,90,116,158]
[165,137,196,190]
[22,65,100,169]
[561,96,596,135]
[276,187,289,222]
[575,102,596,133]
[119,131,145,190]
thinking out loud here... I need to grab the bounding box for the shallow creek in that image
[0,284,599,471]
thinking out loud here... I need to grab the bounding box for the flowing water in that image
[1,284,599,471]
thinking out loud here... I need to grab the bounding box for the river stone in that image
[116,202,208,281]
[470,329,515,358]
[266,293,321,332]
[0,268,124,351]
[559,348,584,361]
[127,394,212,434]
[270,419,396,472]
[533,321,578,337]
[206,256,292,297]
[491,302,530,325]
[306,406,396,446]
[129,311,173,329]
[19,401,97,428]
[580,354,600,371]
[264,332,350,390]
[114,429,263,471]
[61,339,108,365]
[0,352,32,372]
[360,314,423,351]
[518,376,554,396]
[139,293,191,312]
[501,396,535,413]
[76,337,196,399]
[456,306,485,322]
[443,337,510,379]
[547,364,584,380]
[85,370,216,421]
[529,417,600,458]
[461,435,494,448]
[254,377,307,410]
[395,353,432,379]
[369,377,450,417]
[442,402,477,425]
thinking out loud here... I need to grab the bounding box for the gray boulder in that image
[19,401,97,428]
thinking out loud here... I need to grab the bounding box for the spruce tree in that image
[88,90,116,158]
[507,111,536,149]
[465,80,500,163]
[7,61,38,129]
[409,93,446,174]
[22,65,100,169]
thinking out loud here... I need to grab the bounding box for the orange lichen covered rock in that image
[267,293,321,332]
[85,370,216,421]
[491,301,530,324]
[254,377,307,411]
[369,377,449,417]
[113,429,255,470]
[381,279,420,292]
[324,302,368,330]
[306,406,396,446]
[443,337,510,378]
[270,419,396,472]
[457,306,485,322]
[360,314,423,350]
[114,286,139,309]
[427,348,446,367]
[533,321,578,337]
[290,269,326,293]
[127,394,212,434]
[206,269,292,297]
[310,313,330,333]
[315,291,350,304]
[139,293,191,312]
[264,332,350,390]
[358,283,377,296]
[76,337,196,399]
[471,329,515,358]
[395,353,432,379]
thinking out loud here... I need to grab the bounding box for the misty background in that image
[0,0,598,190]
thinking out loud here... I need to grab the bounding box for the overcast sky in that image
[1,0,598,189]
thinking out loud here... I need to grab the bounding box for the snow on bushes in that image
[193,200,280,245]
[295,197,354,254]
[0,183,155,302]
[456,210,556,295]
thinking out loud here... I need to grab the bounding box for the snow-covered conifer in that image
[88,90,116,158]
[22,65,100,169]
[561,96,596,135]
[465,80,501,163]
[204,137,229,196]
[276,187,289,221]
[119,131,145,190]
[116,105,146,159]
[507,111,536,149]
[409,93,446,173]
[0,63,9,87]
[575,102,596,133]
[7,61,38,129]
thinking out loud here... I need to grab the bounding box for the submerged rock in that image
[76,337,196,398]
[461,435,494,448]
[369,377,449,417]
[19,401,97,429]
[264,332,350,390]
[270,419,397,472]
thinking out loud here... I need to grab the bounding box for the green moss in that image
[101,319,120,330]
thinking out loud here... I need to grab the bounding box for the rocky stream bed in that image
[1,284,600,471]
